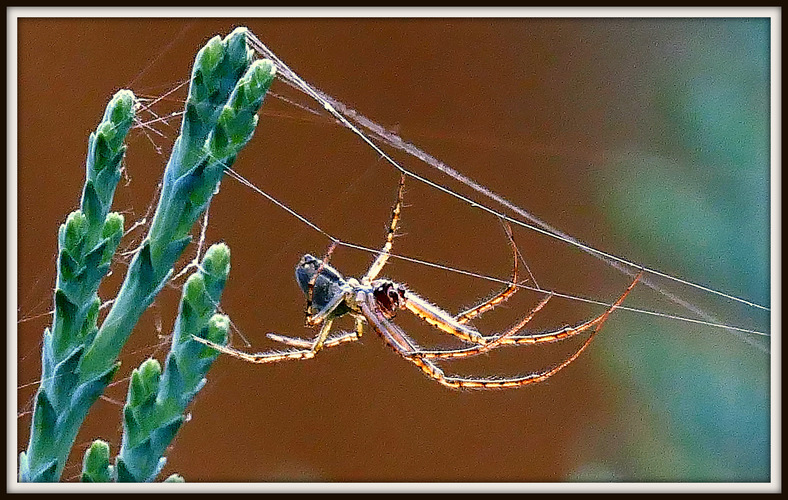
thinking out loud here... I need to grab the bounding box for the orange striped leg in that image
[267,331,359,349]
[489,272,642,346]
[401,222,521,345]
[455,222,520,325]
[416,272,641,360]
[416,293,553,360]
[267,316,364,349]
[190,317,335,364]
[306,241,338,317]
[362,295,608,390]
[363,173,406,282]
[403,292,486,344]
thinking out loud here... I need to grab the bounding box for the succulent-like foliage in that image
[112,244,231,482]
[79,29,275,379]
[19,89,134,483]
[20,27,276,482]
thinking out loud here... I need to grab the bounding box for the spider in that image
[192,174,641,389]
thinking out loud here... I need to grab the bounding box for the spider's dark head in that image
[295,254,348,313]
[373,280,407,319]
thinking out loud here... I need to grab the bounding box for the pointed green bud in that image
[195,36,224,80]
[105,90,136,144]
[102,212,124,238]
[128,359,162,407]
[81,440,113,482]
[102,212,124,239]
[206,314,230,346]
[183,273,207,308]
[224,27,251,65]
[202,242,230,281]
[62,211,88,253]
[100,212,125,264]
[245,59,276,104]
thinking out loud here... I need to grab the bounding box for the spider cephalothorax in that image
[372,281,407,319]
[193,174,641,389]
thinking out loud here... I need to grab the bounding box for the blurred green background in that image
[16,16,771,483]
[583,19,770,481]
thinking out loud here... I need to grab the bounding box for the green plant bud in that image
[62,211,87,252]
[183,273,207,307]
[129,359,162,407]
[224,27,251,64]
[106,90,136,138]
[202,242,231,279]
[242,59,276,106]
[102,212,124,239]
[198,36,224,76]
[81,440,113,482]
[206,314,230,345]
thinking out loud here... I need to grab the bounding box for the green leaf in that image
[81,181,103,226]
[114,458,136,483]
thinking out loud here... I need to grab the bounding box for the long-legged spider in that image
[193,174,641,389]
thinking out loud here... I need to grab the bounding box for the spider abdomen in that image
[296,254,351,316]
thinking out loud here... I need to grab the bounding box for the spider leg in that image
[306,241,338,316]
[403,291,486,344]
[487,271,642,347]
[360,295,448,380]
[362,292,616,389]
[363,173,406,283]
[305,284,351,327]
[363,273,640,389]
[416,271,641,360]
[192,287,358,363]
[268,314,364,350]
[361,294,587,390]
[455,221,520,325]
[191,317,335,364]
[416,292,553,360]
[267,330,360,349]
[399,222,522,344]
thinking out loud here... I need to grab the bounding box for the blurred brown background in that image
[16,17,770,483]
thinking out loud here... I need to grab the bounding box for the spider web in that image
[243,32,771,352]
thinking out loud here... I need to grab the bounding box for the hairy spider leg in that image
[363,173,406,283]
[454,221,520,325]
[490,271,643,345]
[415,271,642,360]
[394,219,524,346]
[402,292,486,344]
[362,272,638,389]
[267,329,360,350]
[191,281,354,363]
[191,317,336,363]
[267,315,365,349]
[415,293,554,360]
[360,293,559,389]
